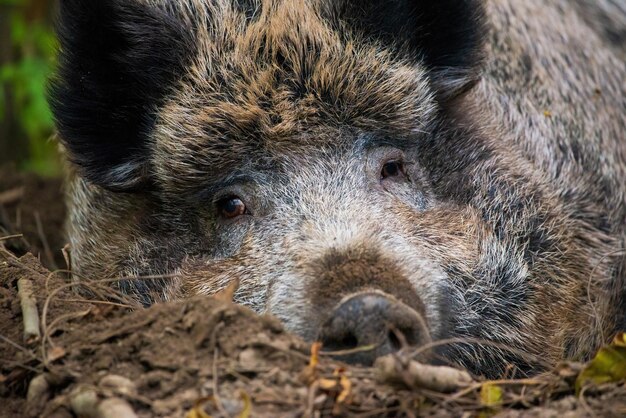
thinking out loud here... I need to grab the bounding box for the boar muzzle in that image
[317,291,430,365]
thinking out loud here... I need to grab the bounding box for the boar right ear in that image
[48,0,195,191]
[323,0,487,101]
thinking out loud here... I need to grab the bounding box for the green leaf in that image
[576,332,626,394]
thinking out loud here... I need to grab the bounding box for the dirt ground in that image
[1,167,626,417]
[0,164,66,270]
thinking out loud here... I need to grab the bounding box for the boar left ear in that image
[48,0,195,191]
[323,0,487,101]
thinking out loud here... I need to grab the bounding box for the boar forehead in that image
[152,0,436,195]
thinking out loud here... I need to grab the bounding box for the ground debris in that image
[2,166,625,417]
[1,252,625,417]
[2,158,626,418]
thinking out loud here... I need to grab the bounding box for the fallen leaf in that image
[186,397,214,418]
[47,346,67,362]
[300,342,323,384]
[337,374,352,404]
[480,383,503,407]
[318,378,337,390]
[213,278,240,303]
[186,393,250,418]
[309,342,322,368]
[238,390,251,418]
[576,332,626,394]
[331,367,352,405]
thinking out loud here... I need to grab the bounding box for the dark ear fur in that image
[325,0,487,100]
[49,0,195,191]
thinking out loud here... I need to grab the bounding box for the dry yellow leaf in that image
[238,390,251,418]
[337,375,352,404]
[309,342,322,368]
[186,397,214,418]
[318,378,337,390]
[576,332,626,394]
[480,383,503,407]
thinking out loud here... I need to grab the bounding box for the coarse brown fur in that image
[50,0,626,377]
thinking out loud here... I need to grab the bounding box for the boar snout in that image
[317,291,431,365]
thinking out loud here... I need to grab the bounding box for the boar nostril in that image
[323,333,358,351]
[388,330,402,351]
[318,291,429,365]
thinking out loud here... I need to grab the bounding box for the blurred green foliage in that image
[0,0,59,176]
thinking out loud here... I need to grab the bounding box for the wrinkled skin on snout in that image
[50,0,626,378]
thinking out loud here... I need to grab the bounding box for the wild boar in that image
[49,0,626,377]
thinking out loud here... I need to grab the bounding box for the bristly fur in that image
[51,0,626,378]
[316,0,487,99]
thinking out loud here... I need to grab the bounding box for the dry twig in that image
[34,211,58,271]
[0,187,24,205]
[375,354,474,393]
[212,348,230,418]
[0,234,23,242]
[17,277,41,343]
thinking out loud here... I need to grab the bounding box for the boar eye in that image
[381,161,404,179]
[217,196,247,219]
